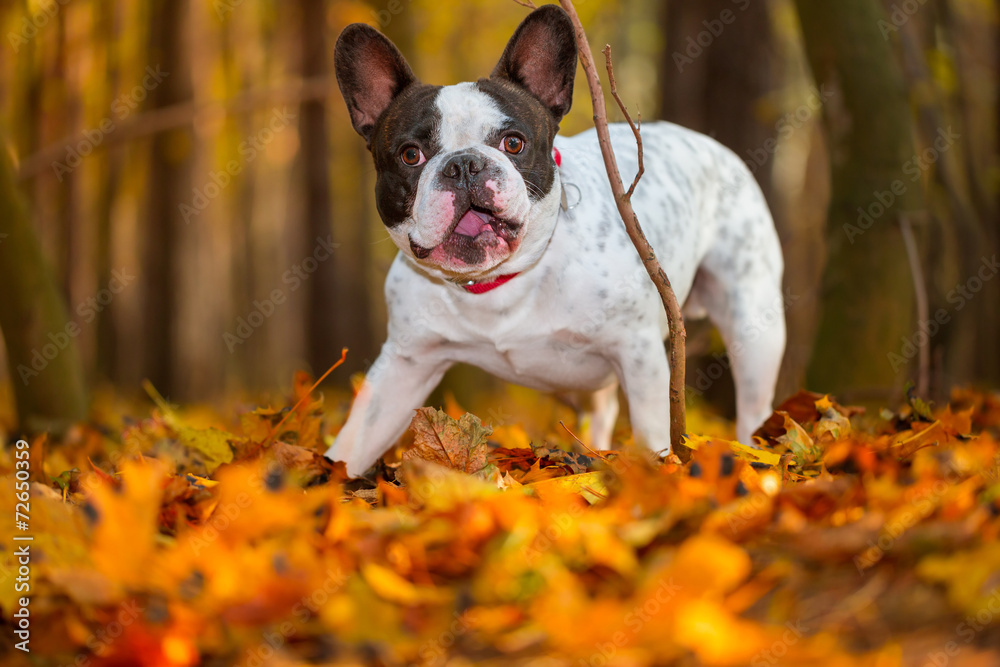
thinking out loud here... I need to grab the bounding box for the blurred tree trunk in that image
[54,10,78,305]
[928,1,1000,389]
[0,142,87,432]
[660,0,775,188]
[659,0,823,405]
[795,0,923,401]
[94,0,124,384]
[660,0,769,413]
[299,0,373,375]
[141,0,192,395]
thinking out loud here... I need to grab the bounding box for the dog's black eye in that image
[400,145,425,166]
[501,135,525,155]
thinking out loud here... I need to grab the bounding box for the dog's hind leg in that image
[588,379,619,450]
[691,265,785,444]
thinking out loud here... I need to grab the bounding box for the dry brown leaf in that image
[402,408,491,474]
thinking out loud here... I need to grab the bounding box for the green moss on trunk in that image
[0,141,87,432]
[795,0,923,401]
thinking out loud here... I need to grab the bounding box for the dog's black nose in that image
[442,152,486,183]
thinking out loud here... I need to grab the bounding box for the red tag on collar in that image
[462,273,520,294]
[553,146,562,167]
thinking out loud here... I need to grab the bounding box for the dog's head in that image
[334,5,577,280]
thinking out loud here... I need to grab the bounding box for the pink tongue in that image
[454,210,491,237]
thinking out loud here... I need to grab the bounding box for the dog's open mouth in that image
[453,206,501,238]
[410,205,521,261]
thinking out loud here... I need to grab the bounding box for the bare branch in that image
[512,0,538,8]
[602,44,644,201]
[559,0,687,451]
[17,76,334,181]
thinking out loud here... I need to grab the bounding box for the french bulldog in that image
[325,4,786,477]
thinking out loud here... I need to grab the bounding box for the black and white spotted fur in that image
[326,5,786,476]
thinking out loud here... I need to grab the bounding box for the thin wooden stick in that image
[603,45,643,200]
[558,420,604,458]
[265,347,348,447]
[557,0,687,450]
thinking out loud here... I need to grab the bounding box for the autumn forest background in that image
[4,0,1000,666]
[1,0,998,436]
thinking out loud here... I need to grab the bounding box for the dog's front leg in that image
[324,342,451,477]
[613,333,673,456]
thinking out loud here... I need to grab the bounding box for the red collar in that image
[460,148,559,296]
[462,273,520,294]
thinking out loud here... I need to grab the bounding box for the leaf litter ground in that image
[3,378,1000,666]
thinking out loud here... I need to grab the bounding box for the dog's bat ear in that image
[492,5,578,121]
[334,24,417,145]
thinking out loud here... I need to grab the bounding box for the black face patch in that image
[475,78,559,201]
[369,84,443,228]
[336,5,576,244]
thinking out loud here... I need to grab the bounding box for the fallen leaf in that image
[403,408,491,474]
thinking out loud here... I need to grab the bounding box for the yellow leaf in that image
[361,563,450,605]
[685,435,781,468]
[527,471,608,504]
[402,459,498,511]
[671,534,752,596]
[917,543,1000,613]
[815,395,851,441]
[174,425,234,472]
[90,460,165,589]
[776,413,819,465]
[144,380,234,472]
[674,599,769,665]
